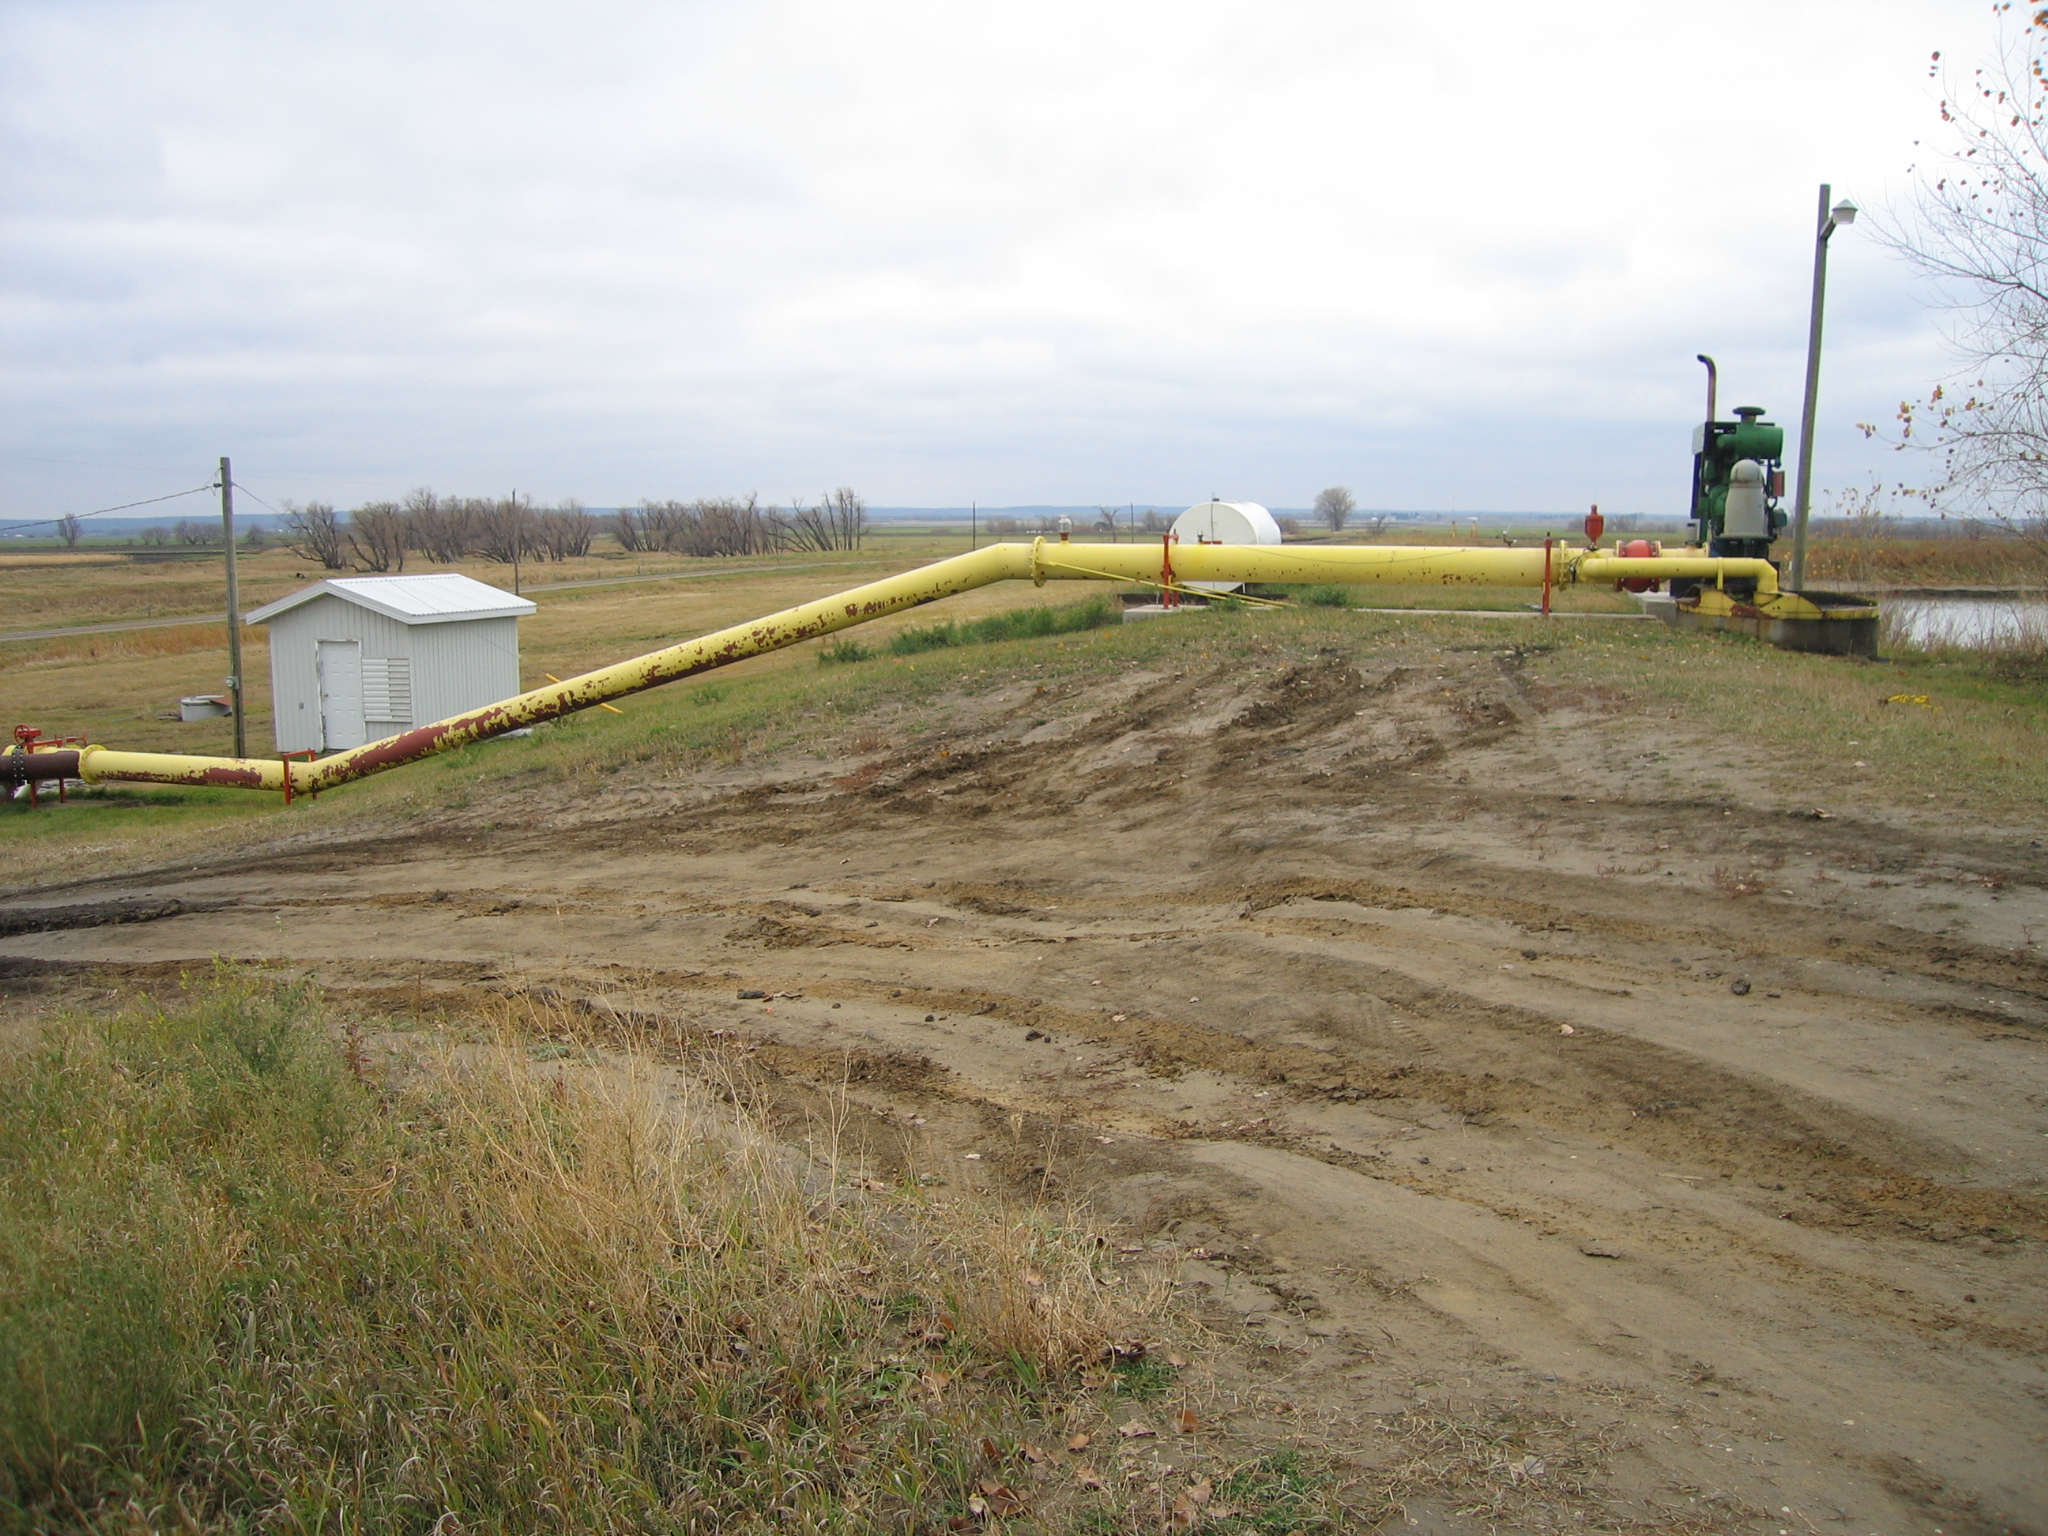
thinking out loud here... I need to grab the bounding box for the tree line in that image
[273,488,867,572]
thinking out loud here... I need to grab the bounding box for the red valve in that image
[1583,506,1605,543]
[1616,538,1658,593]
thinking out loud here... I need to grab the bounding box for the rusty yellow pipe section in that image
[45,540,1776,798]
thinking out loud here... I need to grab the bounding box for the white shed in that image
[1169,500,1283,592]
[246,574,537,753]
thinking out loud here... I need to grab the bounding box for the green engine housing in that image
[1689,405,1786,561]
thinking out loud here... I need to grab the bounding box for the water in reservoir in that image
[1882,593,2048,649]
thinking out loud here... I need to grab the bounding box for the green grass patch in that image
[1211,1449,1346,1532]
[885,595,1117,656]
[0,973,1158,1534]
[818,637,875,665]
[1109,1351,1178,1400]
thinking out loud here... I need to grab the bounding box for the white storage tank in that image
[246,574,537,754]
[1168,499,1282,592]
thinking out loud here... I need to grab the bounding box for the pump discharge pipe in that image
[3,540,1772,800]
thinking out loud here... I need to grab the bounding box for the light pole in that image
[1788,183,1858,591]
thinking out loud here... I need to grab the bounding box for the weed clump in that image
[1299,585,1354,608]
[0,974,1150,1533]
[817,637,875,665]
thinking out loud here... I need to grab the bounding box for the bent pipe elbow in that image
[300,542,1034,793]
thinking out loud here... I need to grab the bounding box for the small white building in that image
[246,574,536,753]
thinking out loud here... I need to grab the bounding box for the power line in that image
[224,479,284,516]
[0,482,220,536]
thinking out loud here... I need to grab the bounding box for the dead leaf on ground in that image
[1075,1465,1106,1490]
[1166,1494,1199,1530]
[1166,1352,1188,1368]
[1118,1419,1157,1438]
[1187,1476,1213,1504]
[980,1437,1001,1462]
[1023,1443,1048,1463]
[1173,1408,1201,1434]
[1067,1431,1092,1452]
[920,1369,951,1397]
[976,1479,1028,1516]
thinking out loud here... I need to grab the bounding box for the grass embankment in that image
[0,975,1174,1534]
[11,591,2048,885]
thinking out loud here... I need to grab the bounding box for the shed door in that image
[316,639,366,751]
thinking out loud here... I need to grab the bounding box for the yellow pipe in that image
[54,540,1780,798]
[1574,554,1779,595]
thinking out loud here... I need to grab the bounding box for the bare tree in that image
[280,502,348,569]
[1313,486,1356,533]
[618,496,773,556]
[826,486,866,549]
[347,502,407,572]
[173,519,213,546]
[1877,11,2048,566]
[138,525,170,547]
[399,488,467,563]
[1140,509,1167,534]
[775,488,866,552]
[537,501,595,560]
[474,495,536,566]
[57,514,80,547]
[1094,505,1122,539]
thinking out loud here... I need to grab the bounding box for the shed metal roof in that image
[245,573,537,627]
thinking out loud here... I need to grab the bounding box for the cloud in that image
[0,0,1986,515]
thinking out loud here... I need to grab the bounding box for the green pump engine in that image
[1687,353,1787,562]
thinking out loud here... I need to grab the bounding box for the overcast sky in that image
[0,0,2003,521]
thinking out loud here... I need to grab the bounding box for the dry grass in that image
[1537,622,2048,817]
[0,972,1172,1534]
[1802,532,2048,588]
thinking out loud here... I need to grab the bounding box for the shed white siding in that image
[265,596,418,754]
[410,616,523,729]
[252,577,531,754]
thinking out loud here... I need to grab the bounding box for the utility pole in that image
[219,456,247,758]
[1790,183,1858,591]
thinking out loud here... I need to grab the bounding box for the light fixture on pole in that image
[1788,186,1858,592]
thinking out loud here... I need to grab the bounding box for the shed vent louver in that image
[361,657,413,725]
